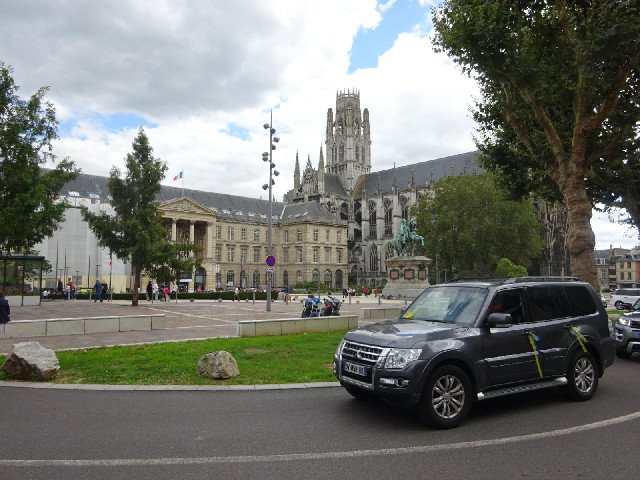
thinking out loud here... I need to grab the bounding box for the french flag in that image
[173,171,183,181]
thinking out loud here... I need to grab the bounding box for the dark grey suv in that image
[334,277,616,428]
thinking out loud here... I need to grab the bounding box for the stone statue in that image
[391,219,424,257]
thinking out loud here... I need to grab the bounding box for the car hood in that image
[344,318,461,348]
[622,311,640,318]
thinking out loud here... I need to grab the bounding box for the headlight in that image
[617,316,630,327]
[384,348,421,369]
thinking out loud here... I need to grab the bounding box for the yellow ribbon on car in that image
[527,332,543,378]
[569,326,588,353]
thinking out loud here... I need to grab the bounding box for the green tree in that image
[81,128,198,306]
[494,258,528,278]
[432,1,640,291]
[410,174,543,277]
[0,62,78,253]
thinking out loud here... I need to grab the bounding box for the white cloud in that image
[2,0,637,249]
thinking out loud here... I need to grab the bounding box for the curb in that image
[0,380,341,391]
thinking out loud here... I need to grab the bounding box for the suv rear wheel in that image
[419,365,472,429]
[563,351,598,401]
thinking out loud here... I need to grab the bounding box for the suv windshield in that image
[402,286,488,326]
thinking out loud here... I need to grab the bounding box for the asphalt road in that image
[1,355,639,479]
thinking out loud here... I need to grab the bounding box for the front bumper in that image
[333,353,426,407]
[613,324,640,354]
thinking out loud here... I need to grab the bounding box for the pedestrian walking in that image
[0,290,10,324]
[94,278,102,302]
[146,281,153,301]
[234,286,239,301]
[101,281,108,302]
[284,284,290,304]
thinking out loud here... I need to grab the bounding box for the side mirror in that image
[487,313,513,328]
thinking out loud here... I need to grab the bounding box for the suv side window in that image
[526,286,571,322]
[490,288,525,323]
[564,285,597,316]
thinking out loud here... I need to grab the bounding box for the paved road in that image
[1,356,639,479]
[1,295,402,354]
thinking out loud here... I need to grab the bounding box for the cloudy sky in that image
[1,0,637,250]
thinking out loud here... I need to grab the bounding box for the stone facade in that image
[35,174,348,292]
[285,89,570,287]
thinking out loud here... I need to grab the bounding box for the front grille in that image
[340,341,384,385]
[630,319,640,329]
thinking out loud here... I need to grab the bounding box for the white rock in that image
[2,341,60,381]
[197,351,240,379]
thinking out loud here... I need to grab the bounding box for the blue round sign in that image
[265,255,276,267]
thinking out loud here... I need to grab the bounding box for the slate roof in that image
[357,151,482,196]
[280,201,344,224]
[56,171,344,225]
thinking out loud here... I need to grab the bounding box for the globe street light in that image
[262,110,280,312]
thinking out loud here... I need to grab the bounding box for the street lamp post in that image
[262,110,280,312]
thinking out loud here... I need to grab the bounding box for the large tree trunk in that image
[132,267,140,307]
[561,167,598,291]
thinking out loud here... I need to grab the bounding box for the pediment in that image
[159,197,213,216]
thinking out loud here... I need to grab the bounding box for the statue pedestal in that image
[382,256,431,300]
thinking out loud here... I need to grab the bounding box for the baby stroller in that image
[301,297,320,318]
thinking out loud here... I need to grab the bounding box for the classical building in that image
[35,174,348,292]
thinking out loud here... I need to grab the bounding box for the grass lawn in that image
[0,331,345,385]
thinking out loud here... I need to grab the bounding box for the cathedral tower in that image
[325,89,371,191]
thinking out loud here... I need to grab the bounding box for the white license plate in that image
[343,361,368,376]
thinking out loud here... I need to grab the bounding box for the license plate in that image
[636,332,640,338]
[343,361,368,376]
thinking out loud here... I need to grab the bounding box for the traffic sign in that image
[266,255,276,267]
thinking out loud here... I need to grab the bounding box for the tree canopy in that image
[81,128,198,306]
[0,62,78,254]
[432,0,640,290]
[410,173,543,278]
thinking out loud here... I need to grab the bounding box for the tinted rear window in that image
[564,286,596,316]
[527,286,571,321]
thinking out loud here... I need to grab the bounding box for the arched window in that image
[385,243,395,260]
[312,269,320,283]
[240,270,247,288]
[400,196,409,221]
[323,269,332,288]
[226,270,234,287]
[296,270,302,284]
[335,269,343,289]
[283,270,289,287]
[384,199,393,236]
[368,201,377,238]
[252,271,260,288]
[369,244,379,272]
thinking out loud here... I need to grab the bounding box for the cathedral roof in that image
[358,151,482,196]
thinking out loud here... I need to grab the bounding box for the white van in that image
[611,288,640,309]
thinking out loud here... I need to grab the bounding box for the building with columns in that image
[35,175,348,293]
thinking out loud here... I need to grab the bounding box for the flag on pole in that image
[109,252,112,266]
[173,171,183,181]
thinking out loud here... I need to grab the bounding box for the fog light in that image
[380,377,409,387]
[380,377,396,385]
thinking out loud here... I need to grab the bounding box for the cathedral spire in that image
[318,145,325,194]
[294,151,300,191]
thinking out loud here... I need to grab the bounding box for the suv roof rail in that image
[505,276,581,283]
[446,277,505,284]
[446,276,582,285]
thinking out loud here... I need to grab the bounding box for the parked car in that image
[334,277,615,429]
[613,299,640,358]
[611,288,640,310]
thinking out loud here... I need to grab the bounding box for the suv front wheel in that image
[563,351,599,401]
[419,365,472,429]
